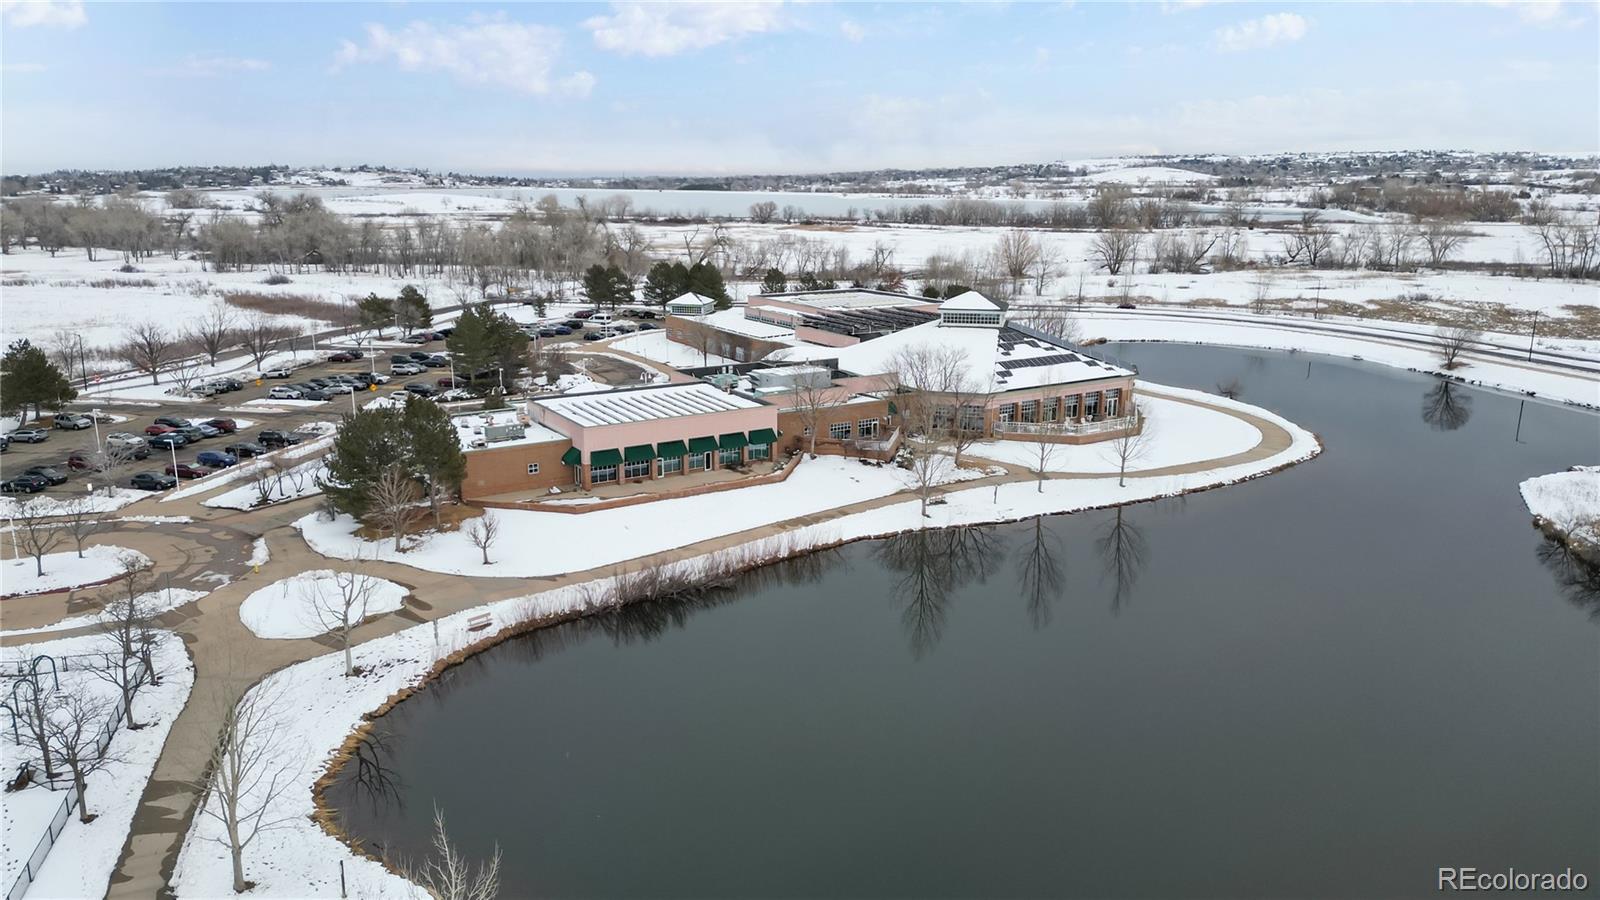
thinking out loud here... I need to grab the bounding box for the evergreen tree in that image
[357,293,394,334]
[318,407,409,519]
[687,262,732,309]
[404,398,466,526]
[0,339,76,425]
[395,285,432,331]
[582,264,615,309]
[604,264,635,307]
[761,268,788,294]
[445,304,493,376]
[642,260,688,308]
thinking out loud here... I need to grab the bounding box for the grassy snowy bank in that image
[171,388,1319,898]
[1520,466,1600,562]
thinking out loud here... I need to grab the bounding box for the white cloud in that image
[167,55,272,77]
[1160,0,1233,12]
[334,14,591,96]
[1,62,47,73]
[1475,0,1568,24]
[0,0,84,28]
[583,1,787,57]
[1212,12,1309,51]
[840,19,866,42]
[1502,59,1555,81]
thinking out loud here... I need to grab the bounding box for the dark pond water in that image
[329,345,1600,899]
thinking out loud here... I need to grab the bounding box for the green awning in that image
[560,446,581,466]
[624,444,655,463]
[746,428,778,445]
[589,448,622,467]
[655,439,688,459]
[687,436,718,454]
[718,432,748,450]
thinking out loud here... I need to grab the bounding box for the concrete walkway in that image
[0,387,1304,899]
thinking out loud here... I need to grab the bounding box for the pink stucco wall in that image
[533,403,778,459]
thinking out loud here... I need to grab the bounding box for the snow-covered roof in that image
[698,308,795,340]
[833,320,1133,392]
[938,291,1007,312]
[533,382,763,427]
[755,288,927,311]
[667,292,717,309]
[455,409,566,451]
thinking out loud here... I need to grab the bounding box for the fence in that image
[4,654,149,900]
[993,413,1140,438]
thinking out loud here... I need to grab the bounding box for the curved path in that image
[0,387,1300,899]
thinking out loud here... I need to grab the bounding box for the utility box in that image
[748,365,832,393]
[484,423,526,443]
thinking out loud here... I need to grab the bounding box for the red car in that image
[328,351,360,363]
[204,418,238,434]
[436,376,467,388]
[67,451,94,471]
[165,462,208,479]
[144,424,176,436]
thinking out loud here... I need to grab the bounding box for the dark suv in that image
[258,430,302,449]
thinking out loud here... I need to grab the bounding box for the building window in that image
[829,421,852,440]
[1043,397,1058,421]
[689,452,709,471]
[997,404,1015,423]
[857,418,878,438]
[590,465,618,484]
[719,447,742,466]
[658,456,682,476]
[1105,389,1121,418]
[958,405,984,432]
[933,405,955,430]
[1064,395,1080,420]
[748,444,770,460]
[735,346,747,362]
[939,310,1003,327]
[623,459,651,479]
[1083,392,1100,420]
[1020,400,1038,423]
[526,463,541,475]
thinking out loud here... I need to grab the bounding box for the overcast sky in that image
[2,0,1596,176]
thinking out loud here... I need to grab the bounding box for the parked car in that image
[196,423,222,439]
[224,441,266,458]
[53,414,94,430]
[366,372,392,384]
[400,334,428,345]
[258,430,302,448]
[636,321,659,331]
[1,474,49,493]
[267,386,303,400]
[422,355,449,368]
[165,462,208,479]
[263,367,295,378]
[215,377,244,392]
[583,331,605,341]
[67,451,95,470]
[201,379,238,395]
[130,472,178,491]
[323,383,354,395]
[175,425,207,443]
[106,432,148,450]
[192,382,224,398]
[90,411,119,423]
[552,325,573,335]
[301,389,331,401]
[408,351,432,362]
[196,449,238,468]
[589,312,614,325]
[404,383,438,397]
[0,435,9,453]
[436,375,467,388]
[537,327,558,338]
[146,434,187,450]
[563,319,585,329]
[572,309,595,319]
[23,466,67,486]
[328,350,364,362]
[435,327,455,338]
[391,362,425,376]
[10,428,49,443]
[1116,302,1137,310]
[144,424,177,436]
[204,418,238,434]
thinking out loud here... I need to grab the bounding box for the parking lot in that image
[0,318,653,499]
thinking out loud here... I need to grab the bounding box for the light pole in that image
[89,408,102,449]
[1528,310,1539,362]
[7,516,20,566]
[169,441,179,478]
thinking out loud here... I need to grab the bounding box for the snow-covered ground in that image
[0,488,148,518]
[1520,466,1600,549]
[0,546,150,598]
[1,631,193,900]
[200,458,327,510]
[1079,309,1600,408]
[238,571,408,640]
[967,391,1261,473]
[0,586,206,637]
[607,329,739,367]
[298,454,987,578]
[163,435,335,502]
[172,382,1321,899]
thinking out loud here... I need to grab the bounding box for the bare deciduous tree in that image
[58,496,101,558]
[12,497,63,577]
[370,464,418,552]
[237,314,295,370]
[993,229,1042,296]
[1104,402,1153,487]
[306,567,379,677]
[466,511,500,566]
[405,807,503,900]
[786,375,846,458]
[185,301,237,365]
[117,321,177,385]
[1436,324,1482,369]
[37,688,121,823]
[1026,423,1067,492]
[1419,218,1469,267]
[1091,228,1142,275]
[92,586,159,728]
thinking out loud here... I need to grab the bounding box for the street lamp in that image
[89,408,102,448]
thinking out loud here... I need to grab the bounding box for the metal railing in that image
[5,655,149,900]
[993,413,1139,437]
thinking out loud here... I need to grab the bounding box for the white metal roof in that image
[938,290,1005,312]
[533,382,762,427]
[833,319,1133,392]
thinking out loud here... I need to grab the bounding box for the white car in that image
[268,386,303,400]
[106,432,148,450]
[367,372,391,384]
[263,367,294,379]
[391,362,425,376]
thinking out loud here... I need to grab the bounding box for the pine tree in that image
[688,262,732,308]
[0,339,76,425]
[404,398,466,526]
[642,260,687,308]
[605,264,634,307]
[582,264,615,309]
[445,304,493,377]
[396,285,432,331]
[318,407,409,519]
[761,268,788,293]
[357,293,394,334]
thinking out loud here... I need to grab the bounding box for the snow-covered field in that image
[607,329,739,367]
[1520,466,1600,549]
[172,382,1321,899]
[1,631,193,900]
[239,571,408,640]
[0,546,150,598]
[0,488,147,518]
[967,391,1262,473]
[200,458,326,510]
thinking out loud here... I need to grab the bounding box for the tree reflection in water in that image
[1421,379,1473,431]
[1016,517,1066,630]
[1535,536,1600,621]
[1096,507,1149,615]
[877,526,1003,659]
[328,725,406,831]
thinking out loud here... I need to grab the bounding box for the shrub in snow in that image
[262,273,292,285]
